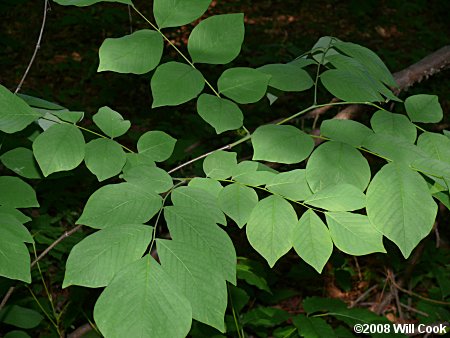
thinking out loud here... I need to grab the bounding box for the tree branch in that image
[15,0,49,94]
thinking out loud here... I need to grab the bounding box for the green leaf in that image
[304,184,366,211]
[293,315,336,338]
[371,110,416,143]
[218,183,258,228]
[258,63,314,92]
[164,206,236,284]
[33,123,85,176]
[325,212,386,255]
[306,141,371,193]
[265,169,313,201]
[98,30,163,74]
[154,0,211,28]
[63,224,152,288]
[196,94,243,133]
[151,62,204,107]
[252,125,314,164]
[171,186,226,225]
[203,151,237,180]
[0,84,42,133]
[0,213,33,282]
[0,305,43,329]
[236,262,271,292]
[417,132,450,163]
[54,0,131,5]
[0,176,39,208]
[18,93,64,110]
[123,165,173,193]
[302,296,347,314]
[320,69,383,102]
[188,13,244,64]
[246,196,297,267]
[188,178,223,198]
[157,239,227,331]
[293,210,333,273]
[0,147,42,179]
[123,153,156,173]
[232,161,276,186]
[242,307,290,327]
[366,162,437,258]
[333,41,397,87]
[0,206,31,223]
[363,133,427,164]
[94,255,192,338]
[405,94,443,123]
[218,67,271,104]
[320,119,373,147]
[137,130,176,162]
[3,330,31,338]
[92,106,131,138]
[77,183,162,229]
[84,139,126,181]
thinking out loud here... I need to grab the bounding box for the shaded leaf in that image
[84,139,126,181]
[0,148,42,179]
[366,163,437,258]
[0,176,39,208]
[0,84,41,134]
[218,67,271,104]
[304,184,366,211]
[405,94,443,123]
[258,63,314,92]
[197,94,243,133]
[137,130,176,162]
[154,0,211,28]
[306,141,371,193]
[203,151,237,180]
[218,183,258,228]
[188,14,244,64]
[246,196,297,267]
[265,169,313,201]
[151,62,204,107]
[252,125,314,164]
[92,106,130,138]
[325,212,386,256]
[63,224,152,288]
[293,210,333,273]
[77,183,162,229]
[33,123,85,176]
[94,255,192,338]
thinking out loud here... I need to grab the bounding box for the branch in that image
[0,224,82,311]
[15,0,49,94]
[67,323,93,338]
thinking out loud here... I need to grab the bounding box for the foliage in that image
[0,0,449,337]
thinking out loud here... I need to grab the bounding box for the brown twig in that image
[399,302,429,317]
[0,225,82,311]
[350,284,378,308]
[67,323,93,338]
[15,0,49,94]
